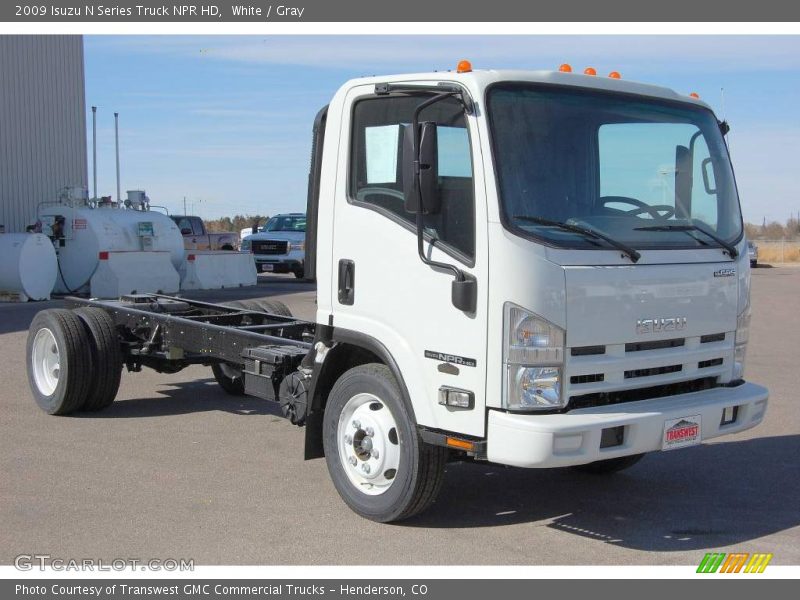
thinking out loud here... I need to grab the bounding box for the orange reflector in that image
[584,67,597,76]
[690,92,700,99]
[558,63,573,73]
[608,71,621,79]
[457,60,473,73]
[446,437,475,451]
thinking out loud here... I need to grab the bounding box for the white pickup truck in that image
[241,213,306,278]
[25,62,768,522]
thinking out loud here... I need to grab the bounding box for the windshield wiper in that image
[515,216,641,263]
[634,224,738,259]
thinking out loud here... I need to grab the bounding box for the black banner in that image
[2,0,800,22]
[3,579,798,600]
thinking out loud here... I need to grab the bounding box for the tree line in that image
[745,217,800,240]
[204,214,271,233]
[202,213,799,240]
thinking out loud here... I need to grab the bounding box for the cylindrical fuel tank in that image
[0,234,58,300]
[39,205,184,293]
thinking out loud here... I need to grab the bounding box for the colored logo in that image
[666,419,699,443]
[697,552,773,573]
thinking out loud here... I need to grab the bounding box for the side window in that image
[350,96,475,261]
[176,217,193,233]
[191,217,205,236]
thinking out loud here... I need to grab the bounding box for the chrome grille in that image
[252,240,288,255]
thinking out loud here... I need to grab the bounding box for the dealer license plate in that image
[662,415,702,450]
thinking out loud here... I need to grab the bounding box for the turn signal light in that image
[446,437,475,451]
[690,92,700,99]
[558,63,573,73]
[584,67,597,76]
[609,71,621,79]
[457,60,473,73]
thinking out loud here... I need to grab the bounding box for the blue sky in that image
[84,35,800,223]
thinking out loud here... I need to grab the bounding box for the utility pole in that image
[183,196,187,215]
[114,112,121,205]
[92,106,97,201]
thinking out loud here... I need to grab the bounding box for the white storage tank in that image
[0,233,58,301]
[39,189,184,294]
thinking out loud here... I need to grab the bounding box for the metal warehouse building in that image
[0,35,87,233]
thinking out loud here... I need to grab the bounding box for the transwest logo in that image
[665,419,699,443]
[696,552,773,573]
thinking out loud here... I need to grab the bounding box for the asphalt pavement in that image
[0,270,797,565]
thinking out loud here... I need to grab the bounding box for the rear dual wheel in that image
[212,298,294,396]
[27,308,122,415]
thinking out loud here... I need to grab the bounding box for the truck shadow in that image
[74,378,285,418]
[406,434,800,553]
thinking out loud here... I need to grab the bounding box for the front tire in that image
[323,363,447,522]
[26,309,93,415]
[572,453,645,474]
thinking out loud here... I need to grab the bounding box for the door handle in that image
[338,259,355,305]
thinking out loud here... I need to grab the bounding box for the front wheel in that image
[323,364,447,522]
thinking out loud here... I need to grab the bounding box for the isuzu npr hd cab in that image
[26,62,768,522]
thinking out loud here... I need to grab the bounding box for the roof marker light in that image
[457,60,473,73]
[559,63,573,73]
[584,67,597,76]
[609,71,621,79]
[690,92,700,99]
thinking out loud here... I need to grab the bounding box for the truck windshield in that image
[487,83,743,251]
[264,215,306,232]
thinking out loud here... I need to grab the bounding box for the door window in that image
[350,95,475,261]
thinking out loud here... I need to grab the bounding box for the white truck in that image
[241,213,307,277]
[25,63,768,522]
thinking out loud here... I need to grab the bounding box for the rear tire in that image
[212,363,246,395]
[26,309,93,415]
[572,453,645,474]
[74,307,123,411]
[228,298,292,317]
[323,363,447,522]
[213,298,293,395]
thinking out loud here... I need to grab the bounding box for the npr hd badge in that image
[424,350,477,368]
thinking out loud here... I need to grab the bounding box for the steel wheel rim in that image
[336,392,401,496]
[32,328,60,396]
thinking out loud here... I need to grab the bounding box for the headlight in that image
[733,299,750,380]
[240,239,252,252]
[503,304,566,410]
[289,241,305,251]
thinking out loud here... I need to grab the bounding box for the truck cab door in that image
[327,86,488,438]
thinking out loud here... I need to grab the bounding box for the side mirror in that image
[701,157,717,194]
[452,275,477,313]
[402,121,441,215]
[180,227,192,235]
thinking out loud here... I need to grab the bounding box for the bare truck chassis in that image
[44,293,478,460]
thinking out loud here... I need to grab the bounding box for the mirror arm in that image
[410,92,465,282]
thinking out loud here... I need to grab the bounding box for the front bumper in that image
[252,252,304,273]
[487,382,768,468]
